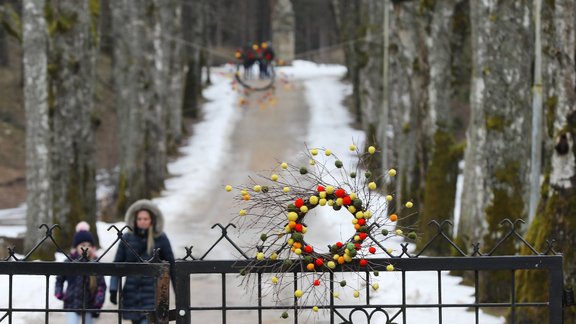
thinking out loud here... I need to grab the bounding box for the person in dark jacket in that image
[55,229,106,324]
[109,199,176,324]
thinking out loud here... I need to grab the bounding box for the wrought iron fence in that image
[0,219,573,324]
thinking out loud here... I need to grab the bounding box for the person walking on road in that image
[55,228,106,324]
[109,199,176,324]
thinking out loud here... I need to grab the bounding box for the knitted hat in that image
[73,230,94,247]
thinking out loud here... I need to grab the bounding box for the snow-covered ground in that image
[0,61,503,323]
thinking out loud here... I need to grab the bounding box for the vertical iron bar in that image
[330,272,334,324]
[293,272,298,324]
[549,263,563,323]
[81,275,87,324]
[117,277,122,324]
[174,263,191,324]
[258,272,262,324]
[222,273,227,324]
[402,270,406,323]
[437,271,442,324]
[45,275,49,324]
[365,271,370,305]
[155,265,171,324]
[475,270,479,324]
[510,270,515,323]
[9,274,12,324]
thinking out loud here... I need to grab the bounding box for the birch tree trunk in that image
[357,0,384,176]
[112,0,148,214]
[181,0,203,119]
[22,0,53,257]
[271,0,295,63]
[48,0,100,247]
[517,1,576,321]
[166,0,184,152]
[418,0,462,254]
[459,0,533,302]
[388,2,427,226]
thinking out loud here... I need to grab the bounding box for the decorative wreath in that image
[226,144,416,318]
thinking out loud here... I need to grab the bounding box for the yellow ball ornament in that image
[349,144,357,151]
[253,185,262,192]
[271,276,279,284]
[283,187,290,193]
[405,201,414,208]
[325,186,335,194]
[225,185,232,192]
[388,168,397,177]
[386,264,394,271]
[309,196,319,205]
[311,149,318,156]
[368,146,376,154]
[368,182,377,190]
[239,209,247,216]
[256,252,265,260]
[325,149,332,156]
[312,306,319,312]
[300,206,309,213]
[353,291,360,298]
[386,195,393,201]
[327,261,336,269]
[372,283,379,290]
[271,174,278,181]
[281,162,288,169]
[294,290,303,298]
[288,212,298,222]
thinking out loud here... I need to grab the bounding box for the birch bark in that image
[22,0,52,255]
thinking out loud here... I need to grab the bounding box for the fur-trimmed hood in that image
[125,199,165,237]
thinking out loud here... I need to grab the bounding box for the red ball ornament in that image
[342,196,352,205]
[295,224,303,232]
[317,185,325,192]
[369,246,377,254]
[304,245,314,253]
[336,242,343,248]
[294,198,304,208]
[313,279,321,286]
[355,243,361,250]
[358,218,366,226]
[315,258,324,267]
[335,188,346,198]
[359,232,368,241]
[359,259,368,267]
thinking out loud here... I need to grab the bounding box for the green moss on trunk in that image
[516,185,576,322]
[417,130,462,255]
[480,161,524,303]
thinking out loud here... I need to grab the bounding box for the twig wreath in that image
[226,144,416,319]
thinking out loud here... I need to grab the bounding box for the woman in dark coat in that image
[109,199,175,324]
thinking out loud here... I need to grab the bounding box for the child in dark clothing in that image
[55,229,106,324]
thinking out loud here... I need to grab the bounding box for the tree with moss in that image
[517,0,576,322]
[22,0,53,258]
[458,0,533,302]
[48,0,100,251]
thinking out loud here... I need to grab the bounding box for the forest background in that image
[0,0,575,322]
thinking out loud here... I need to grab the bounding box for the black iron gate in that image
[0,220,572,323]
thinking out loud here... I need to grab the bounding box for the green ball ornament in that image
[333,204,342,211]
[350,172,356,178]
[262,185,269,193]
[281,311,289,319]
[381,229,389,236]
[365,171,372,178]
[292,232,303,242]
[304,256,313,264]
[300,167,308,175]
[287,204,298,212]
[374,270,379,277]
[346,242,355,251]
[408,231,417,240]
[353,198,363,209]
[335,160,343,168]
[260,234,268,241]
[339,280,347,287]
